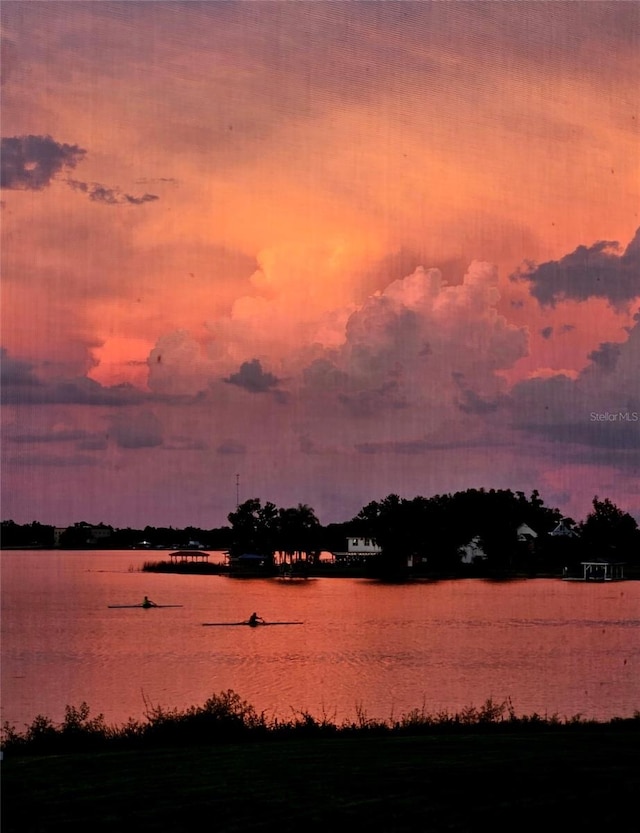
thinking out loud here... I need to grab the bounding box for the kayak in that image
[108,604,183,609]
[202,621,304,627]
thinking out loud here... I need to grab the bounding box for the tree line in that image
[2,488,638,577]
[352,491,639,578]
[0,520,233,551]
[226,490,640,578]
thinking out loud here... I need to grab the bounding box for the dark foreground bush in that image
[3,690,638,757]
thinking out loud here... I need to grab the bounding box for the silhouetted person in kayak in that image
[248,612,265,626]
[143,596,158,608]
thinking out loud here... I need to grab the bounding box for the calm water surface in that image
[2,550,639,728]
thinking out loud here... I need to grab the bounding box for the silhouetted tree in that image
[227,499,279,563]
[579,497,640,563]
[356,495,418,579]
[58,522,95,549]
[1,520,54,548]
[353,487,571,578]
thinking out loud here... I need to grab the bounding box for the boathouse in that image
[169,550,210,564]
[563,558,625,581]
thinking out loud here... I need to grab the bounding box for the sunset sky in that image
[2,1,639,529]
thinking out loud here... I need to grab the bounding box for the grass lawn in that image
[3,727,639,832]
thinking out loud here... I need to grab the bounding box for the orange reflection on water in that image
[2,552,638,728]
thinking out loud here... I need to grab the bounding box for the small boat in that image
[202,620,303,627]
[108,604,183,609]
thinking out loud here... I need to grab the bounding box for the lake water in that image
[2,550,639,729]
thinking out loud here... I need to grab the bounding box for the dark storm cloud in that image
[587,342,621,373]
[224,359,281,394]
[514,228,640,308]
[0,349,210,408]
[43,379,144,406]
[67,179,159,206]
[510,320,640,454]
[455,388,503,415]
[0,348,42,388]
[124,192,159,205]
[0,135,158,205]
[1,370,145,406]
[513,417,640,452]
[302,358,349,392]
[564,445,640,473]
[1,135,86,190]
[539,324,575,340]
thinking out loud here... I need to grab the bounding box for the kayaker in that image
[143,596,158,608]
[248,612,264,626]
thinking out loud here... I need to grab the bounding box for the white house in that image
[517,523,538,542]
[458,536,487,564]
[331,537,382,563]
[348,537,382,554]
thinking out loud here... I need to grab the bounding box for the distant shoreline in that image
[3,548,638,580]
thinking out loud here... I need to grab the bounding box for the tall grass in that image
[3,690,638,757]
[142,559,226,574]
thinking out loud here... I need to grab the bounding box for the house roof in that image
[550,519,578,537]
